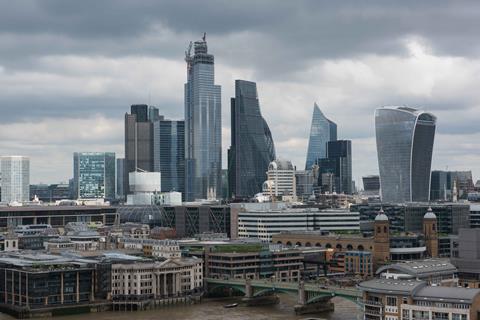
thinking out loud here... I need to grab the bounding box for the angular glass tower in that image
[305,103,337,170]
[375,106,436,202]
[184,35,222,201]
[228,80,276,199]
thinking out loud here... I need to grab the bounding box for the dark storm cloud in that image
[1,1,480,64]
[1,0,480,182]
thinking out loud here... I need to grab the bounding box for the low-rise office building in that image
[451,228,480,288]
[117,204,231,238]
[0,251,111,316]
[359,277,480,320]
[351,202,469,234]
[205,244,303,281]
[110,254,203,305]
[0,206,118,231]
[121,238,181,259]
[232,202,359,241]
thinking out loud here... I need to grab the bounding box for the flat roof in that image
[358,279,426,295]
[0,206,116,212]
[414,286,480,304]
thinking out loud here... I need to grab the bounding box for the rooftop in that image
[358,278,426,295]
[376,259,457,277]
[414,286,480,304]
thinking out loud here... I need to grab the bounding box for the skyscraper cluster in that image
[304,104,353,196]
[2,36,446,207]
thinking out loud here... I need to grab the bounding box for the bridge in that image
[205,278,362,314]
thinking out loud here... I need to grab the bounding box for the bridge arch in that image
[207,284,246,295]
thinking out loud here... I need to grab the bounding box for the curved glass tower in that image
[375,106,436,203]
[305,103,337,170]
[228,80,276,199]
[184,36,222,201]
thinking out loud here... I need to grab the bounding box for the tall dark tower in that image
[124,104,155,196]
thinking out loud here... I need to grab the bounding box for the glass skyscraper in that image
[116,158,125,199]
[375,106,436,202]
[228,80,276,199]
[315,140,352,194]
[184,36,222,201]
[0,156,30,203]
[73,152,115,200]
[153,119,185,196]
[124,104,157,195]
[305,103,337,170]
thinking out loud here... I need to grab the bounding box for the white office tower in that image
[127,171,161,205]
[263,159,296,201]
[0,156,30,204]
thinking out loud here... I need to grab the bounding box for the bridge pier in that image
[294,281,334,315]
[242,279,279,306]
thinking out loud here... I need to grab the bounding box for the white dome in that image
[375,208,389,221]
[424,207,437,219]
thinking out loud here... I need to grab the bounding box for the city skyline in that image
[0,1,479,185]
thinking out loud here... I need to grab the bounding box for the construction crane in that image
[185,41,193,60]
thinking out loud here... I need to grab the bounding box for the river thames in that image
[0,295,360,320]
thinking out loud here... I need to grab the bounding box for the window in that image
[386,296,397,306]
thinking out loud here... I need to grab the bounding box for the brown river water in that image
[0,295,360,320]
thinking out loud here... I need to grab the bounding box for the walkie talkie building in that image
[375,106,436,203]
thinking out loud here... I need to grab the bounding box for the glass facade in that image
[116,158,125,199]
[184,37,222,201]
[375,107,436,202]
[124,104,155,195]
[0,156,30,203]
[327,140,352,194]
[228,80,276,199]
[153,119,185,196]
[305,103,337,170]
[73,152,115,200]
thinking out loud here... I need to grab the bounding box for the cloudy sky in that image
[1,1,480,186]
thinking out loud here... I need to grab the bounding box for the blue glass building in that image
[228,80,276,199]
[305,103,337,170]
[184,36,222,201]
[73,152,115,200]
[375,106,436,202]
[153,119,185,197]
